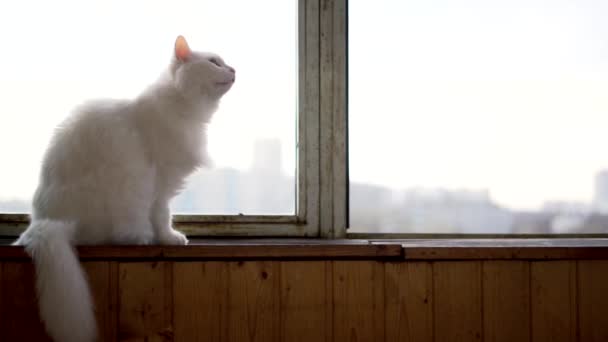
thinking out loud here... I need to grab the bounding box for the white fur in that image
[13,37,235,342]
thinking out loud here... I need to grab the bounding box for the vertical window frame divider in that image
[319,0,348,238]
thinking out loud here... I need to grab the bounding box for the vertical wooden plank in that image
[83,261,118,342]
[173,262,229,342]
[0,261,2,338]
[0,262,2,337]
[333,261,385,341]
[228,261,280,342]
[531,261,577,342]
[0,262,52,341]
[280,261,331,342]
[372,261,385,341]
[578,260,608,342]
[326,260,335,342]
[433,261,483,342]
[385,262,433,342]
[118,262,173,342]
[483,261,530,342]
[110,261,119,341]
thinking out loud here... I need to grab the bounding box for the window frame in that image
[343,0,608,239]
[0,0,349,239]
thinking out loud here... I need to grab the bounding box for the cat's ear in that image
[174,35,192,62]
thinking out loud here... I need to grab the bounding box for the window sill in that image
[389,238,608,260]
[1,238,608,260]
[0,239,402,260]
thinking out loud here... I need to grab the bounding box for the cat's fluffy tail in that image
[14,219,97,342]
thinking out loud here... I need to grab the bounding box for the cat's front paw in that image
[158,229,189,245]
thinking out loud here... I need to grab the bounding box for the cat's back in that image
[42,99,146,178]
[59,99,132,139]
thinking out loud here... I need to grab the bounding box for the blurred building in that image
[172,139,294,215]
[350,186,513,234]
[6,150,608,234]
[593,170,608,214]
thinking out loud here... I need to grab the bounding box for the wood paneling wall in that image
[0,260,607,342]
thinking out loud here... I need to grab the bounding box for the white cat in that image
[13,36,235,342]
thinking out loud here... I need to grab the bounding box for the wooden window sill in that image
[0,238,607,260]
[0,239,402,260]
[392,238,608,260]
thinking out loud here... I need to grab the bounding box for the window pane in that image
[349,0,608,233]
[0,0,296,215]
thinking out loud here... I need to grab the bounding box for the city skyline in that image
[4,137,608,212]
[2,138,608,234]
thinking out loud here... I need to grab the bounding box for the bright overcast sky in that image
[1,0,608,211]
[350,0,608,210]
[0,0,297,202]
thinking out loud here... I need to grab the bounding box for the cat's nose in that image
[228,66,236,74]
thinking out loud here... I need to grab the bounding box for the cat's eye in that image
[209,58,221,67]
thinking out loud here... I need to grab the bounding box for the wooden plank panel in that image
[173,262,229,342]
[83,261,118,342]
[0,262,2,336]
[280,261,331,342]
[385,262,433,342]
[530,261,577,342]
[433,261,483,342]
[0,262,52,341]
[578,260,608,342]
[333,261,385,341]
[118,262,172,342]
[0,262,2,337]
[482,261,530,342]
[228,261,280,342]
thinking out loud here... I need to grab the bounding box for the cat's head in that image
[171,36,236,102]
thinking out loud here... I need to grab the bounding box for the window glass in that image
[0,0,297,215]
[349,0,608,233]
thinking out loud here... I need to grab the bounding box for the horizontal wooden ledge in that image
[0,239,403,260]
[1,238,608,261]
[392,238,608,260]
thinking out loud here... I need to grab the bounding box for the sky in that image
[350,0,608,210]
[0,0,297,205]
[1,0,608,212]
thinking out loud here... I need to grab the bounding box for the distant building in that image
[541,200,591,234]
[350,186,513,234]
[510,211,553,234]
[542,201,591,214]
[349,183,395,232]
[593,170,608,214]
[172,138,294,215]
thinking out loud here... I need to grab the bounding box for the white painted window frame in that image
[0,0,349,239]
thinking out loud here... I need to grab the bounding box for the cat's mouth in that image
[216,78,235,87]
